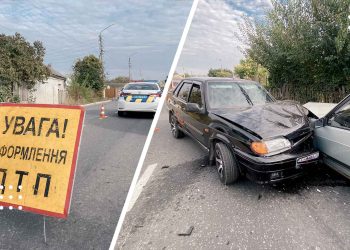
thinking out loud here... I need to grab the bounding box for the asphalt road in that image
[0,101,153,250]
[117,107,350,250]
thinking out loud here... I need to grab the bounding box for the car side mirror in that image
[185,103,205,114]
[314,118,326,128]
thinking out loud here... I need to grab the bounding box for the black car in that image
[167,77,319,184]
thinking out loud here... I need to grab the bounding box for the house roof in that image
[48,65,66,80]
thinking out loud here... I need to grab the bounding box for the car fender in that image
[208,131,234,165]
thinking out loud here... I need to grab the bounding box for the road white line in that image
[127,163,158,212]
[109,1,199,249]
[81,100,112,107]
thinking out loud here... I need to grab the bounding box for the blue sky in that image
[177,0,271,76]
[0,0,192,80]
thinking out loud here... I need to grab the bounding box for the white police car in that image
[117,82,161,116]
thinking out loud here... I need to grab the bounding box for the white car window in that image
[329,99,350,129]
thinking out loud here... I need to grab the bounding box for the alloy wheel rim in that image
[170,117,176,136]
[215,149,224,178]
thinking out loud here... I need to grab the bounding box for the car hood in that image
[211,101,310,139]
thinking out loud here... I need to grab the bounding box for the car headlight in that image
[251,137,291,156]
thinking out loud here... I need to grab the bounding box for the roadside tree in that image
[110,76,130,84]
[234,57,269,85]
[0,33,49,101]
[241,0,350,91]
[73,55,104,93]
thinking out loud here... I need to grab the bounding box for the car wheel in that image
[215,142,239,185]
[118,111,125,116]
[170,113,184,138]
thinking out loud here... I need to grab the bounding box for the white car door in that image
[314,95,350,177]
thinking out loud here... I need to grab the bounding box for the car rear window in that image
[124,84,159,90]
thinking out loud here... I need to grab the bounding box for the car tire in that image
[170,113,184,139]
[118,111,125,117]
[215,142,239,185]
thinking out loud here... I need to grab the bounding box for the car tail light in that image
[150,92,162,97]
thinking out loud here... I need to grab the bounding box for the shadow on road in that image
[116,112,155,119]
[162,157,350,197]
[270,165,350,194]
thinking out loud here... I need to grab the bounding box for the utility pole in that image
[99,33,103,62]
[98,24,116,80]
[128,52,138,81]
[128,57,131,81]
[99,33,104,77]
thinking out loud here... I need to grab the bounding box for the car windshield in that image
[207,81,274,109]
[124,83,159,90]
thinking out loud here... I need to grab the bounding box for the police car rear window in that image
[124,84,159,90]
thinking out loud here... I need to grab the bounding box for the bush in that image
[67,79,95,104]
[0,85,12,102]
[208,68,233,77]
[0,85,20,103]
[267,84,350,104]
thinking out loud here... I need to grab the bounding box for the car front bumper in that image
[234,149,319,184]
[117,97,159,112]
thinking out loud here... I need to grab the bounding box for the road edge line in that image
[81,99,112,107]
[108,1,199,249]
[126,163,158,213]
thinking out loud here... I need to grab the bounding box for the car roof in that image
[127,82,158,85]
[182,77,259,85]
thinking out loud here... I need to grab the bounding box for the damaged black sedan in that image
[167,77,319,184]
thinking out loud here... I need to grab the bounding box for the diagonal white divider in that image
[108,1,199,249]
[126,163,157,213]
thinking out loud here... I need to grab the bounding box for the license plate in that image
[125,95,148,102]
[132,95,147,99]
[296,151,319,169]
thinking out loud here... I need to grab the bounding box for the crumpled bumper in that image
[234,148,319,184]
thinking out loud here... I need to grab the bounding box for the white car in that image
[117,82,161,116]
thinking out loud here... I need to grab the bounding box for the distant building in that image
[16,65,67,104]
